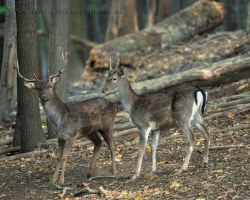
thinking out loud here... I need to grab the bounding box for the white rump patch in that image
[149,121,157,129]
[190,91,204,122]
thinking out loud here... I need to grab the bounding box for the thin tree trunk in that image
[47,0,69,139]
[247,0,250,33]
[146,0,157,27]
[0,0,16,123]
[156,0,171,23]
[13,0,46,152]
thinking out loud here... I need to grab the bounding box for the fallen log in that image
[205,103,250,120]
[69,52,250,103]
[0,146,21,156]
[0,139,12,146]
[208,78,250,99]
[83,0,225,70]
[85,30,249,84]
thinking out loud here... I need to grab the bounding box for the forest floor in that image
[0,109,250,199]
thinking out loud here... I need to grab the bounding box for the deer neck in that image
[41,91,69,127]
[116,77,139,115]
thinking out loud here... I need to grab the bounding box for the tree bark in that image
[146,0,157,27]
[37,0,82,84]
[84,0,225,75]
[13,0,46,152]
[46,0,69,139]
[0,0,16,123]
[105,0,138,42]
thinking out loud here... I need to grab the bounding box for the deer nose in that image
[102,87,106,94]
[40,94,49,101]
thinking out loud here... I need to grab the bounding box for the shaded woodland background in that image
[0,0,248,82]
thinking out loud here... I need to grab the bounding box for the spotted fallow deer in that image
[102,59,209,181]
[14,51,117,186]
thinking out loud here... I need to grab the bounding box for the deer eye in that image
[49,85,53,88]
[112,77,117,82]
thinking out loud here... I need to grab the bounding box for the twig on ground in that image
[58,187,72,198]
[0,150,47,162]
[73,186,104,197]
[88,176,115,181]
[196,144,246,153]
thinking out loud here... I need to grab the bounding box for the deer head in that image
[14,50,68,102]
[102,58,124,94]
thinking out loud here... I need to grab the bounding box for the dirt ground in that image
[0,111,250,199]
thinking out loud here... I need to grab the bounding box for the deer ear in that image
[24,82,36,89]
[117,67,124,77]
[51,77,61,85]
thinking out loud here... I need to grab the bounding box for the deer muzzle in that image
[102,87,107,94]
[40,94,49,101]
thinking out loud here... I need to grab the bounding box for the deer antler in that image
[14,60,38,82]
[48,49,69,80]
[109,58,112,70]
[115,58,120,69]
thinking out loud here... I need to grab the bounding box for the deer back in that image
[66,97,117,135]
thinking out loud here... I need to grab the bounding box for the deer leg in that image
[150,130,160,176]
[177,125,196,174]
[100,129,116,176]
[130,127,151,181]
[50,139,65,185]
[193,115,210,166]
[87,132,102,178]
[58,138,74,187]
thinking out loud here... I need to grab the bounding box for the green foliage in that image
[0,6,5,14]
[229,1,248,29]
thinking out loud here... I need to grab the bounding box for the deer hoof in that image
[48,182,54,187]
[147,171,155,178]
[203,162,208,168]
[58,183,64,188]
[175,169,185,175]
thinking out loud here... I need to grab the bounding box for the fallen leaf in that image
[115,154,122,162]
[135,195,142,200]
[117,145,124,152]
[203,183,215,188]
[212,169,223,173]
[149,174,157,181]
[227,112,235,119]
[146,146,151,153]
[49,152,57,158]
[0,194,6,198]
[170,181,181,189]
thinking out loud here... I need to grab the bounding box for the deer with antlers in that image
[14,51,117,186]
[102,59,210,181]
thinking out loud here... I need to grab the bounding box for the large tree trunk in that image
[0,0,16,123]
[105,0,138,42]
[13,0,46,152]
[83,0,225,80]
[46,0,69,139]
[37,0,83,84]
